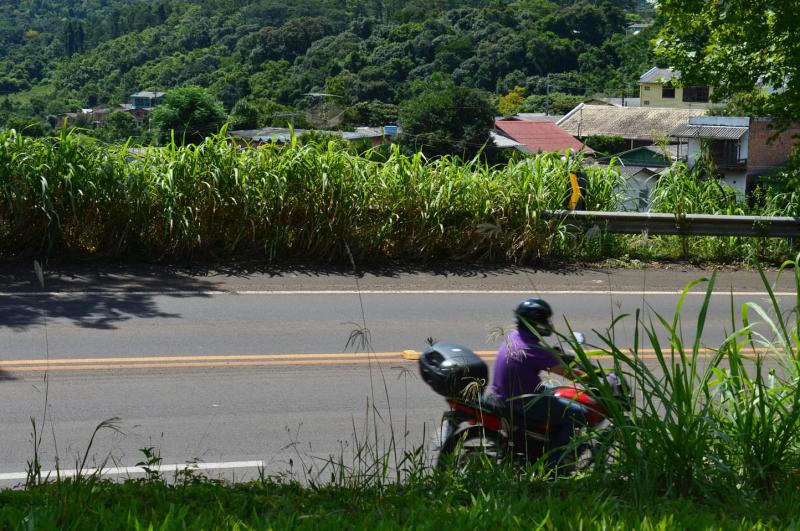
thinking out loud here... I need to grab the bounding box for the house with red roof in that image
[494,118,593,155]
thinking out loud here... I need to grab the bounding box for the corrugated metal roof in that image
[639,67,679,84]
[231,127,387,143]
[341,127,384,140]
[557,104,705,140]
[670,124,748,140]
[643,144,680,159]
[617,165,659,177]
[131,91,165,98]
[490,131,523,148]
[515,113,563,122]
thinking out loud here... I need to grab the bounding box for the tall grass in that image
[1,129,797,264]
[565,255,800,499]
[0,129,622,262]
[643,164,795,262]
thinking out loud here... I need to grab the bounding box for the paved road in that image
[0,265,795,483]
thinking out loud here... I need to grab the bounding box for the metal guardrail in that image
[542,211,800,238]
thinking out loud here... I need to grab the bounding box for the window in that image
[644,86,651,91]
[683,85,710,103]
[643,100,650,106]
[661,85,675,98]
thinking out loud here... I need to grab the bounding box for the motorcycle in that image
[418,337,629,471]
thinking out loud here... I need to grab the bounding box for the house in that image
[584,96,640,108]
[671,116,800,195]
[514,113,564,123]
[639,68,712,110]
[341,126,393,147]
[600,144,678,168]
[130,91,165,109]
[626,23,651,35]
[229,126,392,147]
[557,104,705,150]
[117,103,151,123]
[54,102,152,129]
[494,118,592,155]
[490,131,524,150]
[594,145,679,210]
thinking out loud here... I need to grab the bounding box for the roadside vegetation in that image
[2,470,799,529]
[3,258,800,529]
[0,128,797,265]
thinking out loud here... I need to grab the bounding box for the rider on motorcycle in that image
[487,297,589,468]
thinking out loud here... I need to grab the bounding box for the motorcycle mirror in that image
[572,332,585,345]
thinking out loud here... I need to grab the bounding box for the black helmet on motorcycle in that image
[515,297,553,336]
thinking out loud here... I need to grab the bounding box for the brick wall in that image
[747,119,800,172]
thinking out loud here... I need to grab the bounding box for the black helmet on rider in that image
[515,297,553,336]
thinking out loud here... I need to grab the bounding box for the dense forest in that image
[0,0,656,133]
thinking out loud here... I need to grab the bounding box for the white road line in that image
[0,460,265,481]
[0,289,794,297]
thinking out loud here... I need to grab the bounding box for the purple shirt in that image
[489,329,561,402]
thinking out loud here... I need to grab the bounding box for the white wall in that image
[687,139,702,168]
[739,132,749,161]
[721,171,748,196]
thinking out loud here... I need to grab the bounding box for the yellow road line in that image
[0,358,422,372]
[0,347,725,367]
[0,348,764,374]
[0,352,408,366]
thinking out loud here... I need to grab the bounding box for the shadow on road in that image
[0,264,221,331]
[0,293,185,330]
[187,259,593,280]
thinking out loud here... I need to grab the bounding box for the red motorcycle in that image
[419,340,628,470]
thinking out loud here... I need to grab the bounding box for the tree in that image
[343,100,398,127]
[498,86,526,117]
[521,92,584,115]
[60,19,86,56]
[99,111,139,142]
[229,98,260,130]
[657,0,800,121]
[242,17,335,64]
[5,114,49,136]
[151,86,227,145]
[398,80,496,158]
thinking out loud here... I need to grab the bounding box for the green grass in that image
[5,83,56,106]
[0,128,797,265]
[2,471,799,530]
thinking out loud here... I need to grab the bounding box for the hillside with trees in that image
[0,0,656,138]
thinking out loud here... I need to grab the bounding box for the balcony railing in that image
[715,157,747,170]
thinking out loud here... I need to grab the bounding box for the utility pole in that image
[275,111,302,129]
[544,75,552,116]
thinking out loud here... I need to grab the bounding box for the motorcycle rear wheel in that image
[437,425,501,470]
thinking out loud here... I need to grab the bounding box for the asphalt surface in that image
[0,264,795,484]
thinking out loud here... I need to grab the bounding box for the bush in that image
[584,134,627,155]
